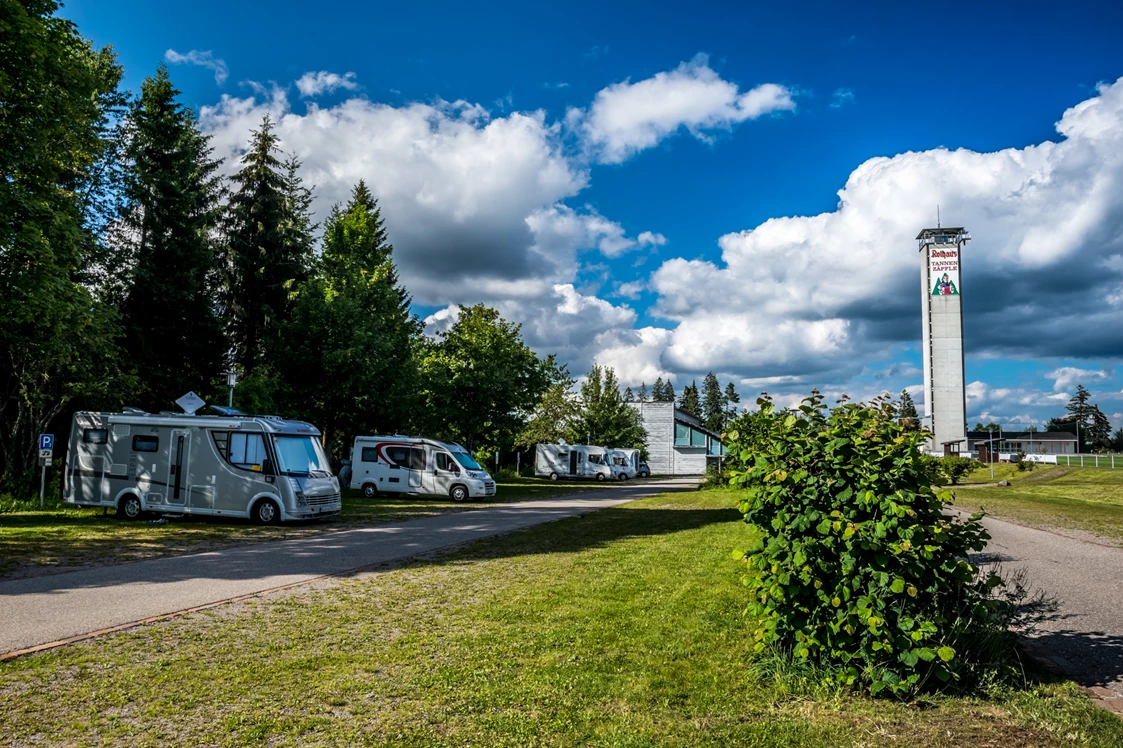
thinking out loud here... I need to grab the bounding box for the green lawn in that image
[1,489,1119,747]
[0,476,629,580]
[954,467,1123,542]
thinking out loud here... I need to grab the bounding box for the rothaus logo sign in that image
[929,247,960,296]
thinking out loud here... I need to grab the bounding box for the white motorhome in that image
[64,409,340,524]
[350,436,496,501]
[535,444,615,481]
[609,448,639,480]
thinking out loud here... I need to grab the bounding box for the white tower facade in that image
[918,227,970,454]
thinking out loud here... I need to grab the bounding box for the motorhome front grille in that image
[307,493,340,506]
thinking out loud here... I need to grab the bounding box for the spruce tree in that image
[638,382,649,402]
[898,389,919,431]
[279,181,422,460]
[665,380,676,404]
[113,66,225,410]
[701,372,724,432]
[224,115,314,380]
[679,380,701,418]
[652,377,665,402]
[724,381,741,425]
[623,386,634,402]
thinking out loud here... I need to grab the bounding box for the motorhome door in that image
[166,430,191,506]
[569,451,578,476]
[408,447,425,489]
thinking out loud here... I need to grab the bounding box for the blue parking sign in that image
[39,434,54,451]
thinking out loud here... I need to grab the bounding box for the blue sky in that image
[67,0,1123,428]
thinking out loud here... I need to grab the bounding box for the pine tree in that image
[278,181,422,460]
[701,372,724,432]
[637,382,649,402]
[724,381,741,426]
[897,389,919,431]
[224,115,314,381]
[652,377,665,402]
[1089,405,1112,451]
[113,66,225,410]
[623,386,634,402]
[664,380,676,404]
[679,380,701,418]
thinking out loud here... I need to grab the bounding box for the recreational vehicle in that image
[535,444,615,481]
[349,436,496,501]
[609,449,639,480]
[64,410,341,524]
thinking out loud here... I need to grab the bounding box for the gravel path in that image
[0,477,699,656]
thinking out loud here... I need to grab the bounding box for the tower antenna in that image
[937,205,941,228]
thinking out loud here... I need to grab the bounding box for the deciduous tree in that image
[573,365,646,448]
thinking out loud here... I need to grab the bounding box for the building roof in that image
[967,430,1076,442]
[916,227,966,239]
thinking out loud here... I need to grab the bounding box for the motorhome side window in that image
[211,431,268,472]
[435,453,454,471]
[132,435,159,452]
[361,447,378,462]
[386,446,409,468]
[83,428,108,444]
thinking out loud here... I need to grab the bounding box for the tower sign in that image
[917,227,970,454]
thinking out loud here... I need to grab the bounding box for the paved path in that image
[0,477,699,656]
[971,512,1123,703]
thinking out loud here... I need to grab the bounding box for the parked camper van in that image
[535,444,615,481]
[609,449,638,480]
[349,436,496,501]
[64,410,341,524]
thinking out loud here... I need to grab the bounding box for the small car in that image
[636,462,651,478]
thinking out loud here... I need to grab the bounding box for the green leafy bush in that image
[1013,452,1035,472]
[939,455,982,485]
[727,391,1011,696]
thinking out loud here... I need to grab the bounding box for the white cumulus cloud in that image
[295,71,359,98]
[576,53,795,164]
[164,49,228,85]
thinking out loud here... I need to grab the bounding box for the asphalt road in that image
[0,477,700,656]
[971,512,1123,700]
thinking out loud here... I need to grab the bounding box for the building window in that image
[83,428,108,444]
[132,435,159,453]
[675,423,689,446]
[690,428,707,448]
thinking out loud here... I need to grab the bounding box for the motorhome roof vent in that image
[122,406,147,415]
[211,405,247,416]
[256,415,283,421]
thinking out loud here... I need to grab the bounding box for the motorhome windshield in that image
[452,451,482,470]
[272,435,332,477]
[588,454,606,465]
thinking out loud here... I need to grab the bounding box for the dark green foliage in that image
[517,367,580,448]
[419,305,551,451]
[651,378,665,402]
[637,383,649,402]
[678,381,700,417]
[973,422,1001,432]
[574,365,646,449]
[0,1,130,491]
[728,391,1012,696]
[702,372,724,432]
[112,67,226,411]
[277,181,422,462]
[1059,384,1113,451]
[664,380,676,406]
[939,455,981,485]
[1014,453,1035,472]
[897,390,919,431]
[724,382,741,424]
[223,116,315,376]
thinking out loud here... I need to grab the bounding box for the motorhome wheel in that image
[549,472,559,481]
[362,483,378,498]
[254,498,280,525]
[596,473,606,482]
[117,494,143,520]
[450,485,468,502]
[619,473,628,481]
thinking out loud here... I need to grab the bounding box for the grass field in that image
[0,476,631,580]
[954,467,1123,542]
[2,488,1121,747]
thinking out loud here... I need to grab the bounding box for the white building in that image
[628,401,724,475]
[918,227,970,454]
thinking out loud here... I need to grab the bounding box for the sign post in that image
[38,434,54,508]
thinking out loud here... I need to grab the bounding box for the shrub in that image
[939,455,982,485]
[1013,452,1035,472]
[727,391,1009,696]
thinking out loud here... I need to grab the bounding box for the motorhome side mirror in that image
[261,458,274,475]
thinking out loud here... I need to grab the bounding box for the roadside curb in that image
[1020,639,1123,716]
